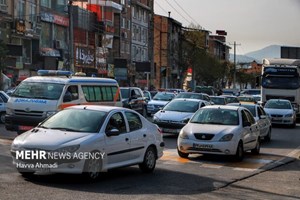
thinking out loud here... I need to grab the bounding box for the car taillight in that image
[158,128,162,134]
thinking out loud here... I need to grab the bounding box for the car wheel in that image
[291,120,296,128]
[83,152,102,180]
[177,148,189,158]
[251,138,260,155]
[235,141,244,161]
[139,146,156,173]
[0,112,5,124]
[264,128,271,142]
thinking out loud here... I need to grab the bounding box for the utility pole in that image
[68,1,74,72]
[229,41,241,89]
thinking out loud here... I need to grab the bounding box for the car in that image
[120,87,147,116]
[0,91,9,123]
[143,90,153,102]
[264,99,297,127]
[177,105,261,161]
[237,95,257,104]
[153,98,209,134]
[146,92,176,117]
[240,89,261,96]
[220,95,239,104]
[175,92,212,103]
[10,105,164,179]
[209,96,228,105]
[228,103,272,141]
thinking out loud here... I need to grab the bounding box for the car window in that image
[134,89,142,97]
[257,106,263,117]
[125,111,142,131]
[0,93,8,103]
[244,109,256,124]
[164,100,200,112]
[106,112,127,133]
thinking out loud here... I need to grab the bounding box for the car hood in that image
[183,123,237,135]
[154,110,194,121]
[264,108,293,115]
[12,128,95,150]
[148,100,169,106]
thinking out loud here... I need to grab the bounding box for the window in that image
[127,20,131,30]
[121,0,125,5]
[64,85,79,102]
[121,17,126,28]
[125,111,142,131]
[82,86,120,102]
[106,112,127,133]
[18,0,25,19]
[41,0,51,8]
[29,1,36,22]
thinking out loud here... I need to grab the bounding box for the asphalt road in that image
[0,124,299,200]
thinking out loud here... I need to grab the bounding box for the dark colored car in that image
[120,87,147,116]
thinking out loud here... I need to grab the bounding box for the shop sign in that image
[41,12,69,27]
[75,46,95,67]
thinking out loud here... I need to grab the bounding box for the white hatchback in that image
[177,105,260,161]
[11,105,164,180]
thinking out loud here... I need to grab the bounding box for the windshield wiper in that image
[50,127,81,132]
[38,125,49,129]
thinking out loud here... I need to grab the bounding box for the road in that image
[0,124,299,200]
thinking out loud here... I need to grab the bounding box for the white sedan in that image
[11,105,164,180]
[177,105,260,161]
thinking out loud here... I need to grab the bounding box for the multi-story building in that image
[208,30,230,61]
[153,14,181,89]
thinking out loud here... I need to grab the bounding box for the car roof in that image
[172,98,207,103]
[65,105,131,112]
[203,105,240,111]
[228,103,257,107]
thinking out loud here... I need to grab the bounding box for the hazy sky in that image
[154,0,300,55]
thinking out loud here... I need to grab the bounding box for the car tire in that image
[291,121,296,128]
[177,148,189,158]
[83,151,102,181]
[139,146,156,173]
[0,112,5,124]
[264,128,271,142]
[235,141,244,161]
[251,139,260,155]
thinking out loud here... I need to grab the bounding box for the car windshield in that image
[176,93,203,99]
[238,96,255,102]
[164,100,199,112]
[225,97,239,103]
[190,108,239,125]
[12,82,64,100]
[40,109,107,133]
[120,88,130,99]
[153,93,174,101]
[265,101,292,109]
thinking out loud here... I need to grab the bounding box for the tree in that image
[0,40,8,90]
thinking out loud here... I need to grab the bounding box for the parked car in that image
[120,87,147,116]
[177,105,261,161]
[0,91,9,123]
[11,105,164,179]
[264,99,297,127]
[175,92,212,104]
[146,92,176,116]
[220,95,239,104]
[209,96,228,105]
[228,103,272,141]
[153,99,209,134]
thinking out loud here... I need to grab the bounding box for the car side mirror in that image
[243,121,251,127]
[106,129,120,137]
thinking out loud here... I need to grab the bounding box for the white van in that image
[5,70,122,134]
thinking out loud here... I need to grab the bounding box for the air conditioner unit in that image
[0,4,8,13]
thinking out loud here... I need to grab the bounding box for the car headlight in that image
[219,134,234,142]
[54,145,80,153]
[46,111,56,117]
[6,108,13,115]
[179,130,189,139]
[284,113,293,117]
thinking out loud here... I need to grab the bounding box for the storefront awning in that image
[40,48,61,57]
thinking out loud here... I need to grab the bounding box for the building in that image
[153,14,182,89]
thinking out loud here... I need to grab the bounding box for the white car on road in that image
[11,105,164,180]
[177,105,260,161]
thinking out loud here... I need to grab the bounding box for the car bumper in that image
[5,114,47,132]
[177,138,238,155]
[270,117,295,125]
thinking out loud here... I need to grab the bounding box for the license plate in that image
[163,128,180,133]
[19,126,34,131]
[193,143,213,149]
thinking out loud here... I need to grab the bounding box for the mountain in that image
[229,45,281,64]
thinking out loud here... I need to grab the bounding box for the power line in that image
[172,0,203,29]
[163,0,191,25]
[154,1,168,14]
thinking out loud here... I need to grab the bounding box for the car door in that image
[243,109,259,150]
[104,112,131,166]
[124,111,146,160]
[257,106,269,137]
